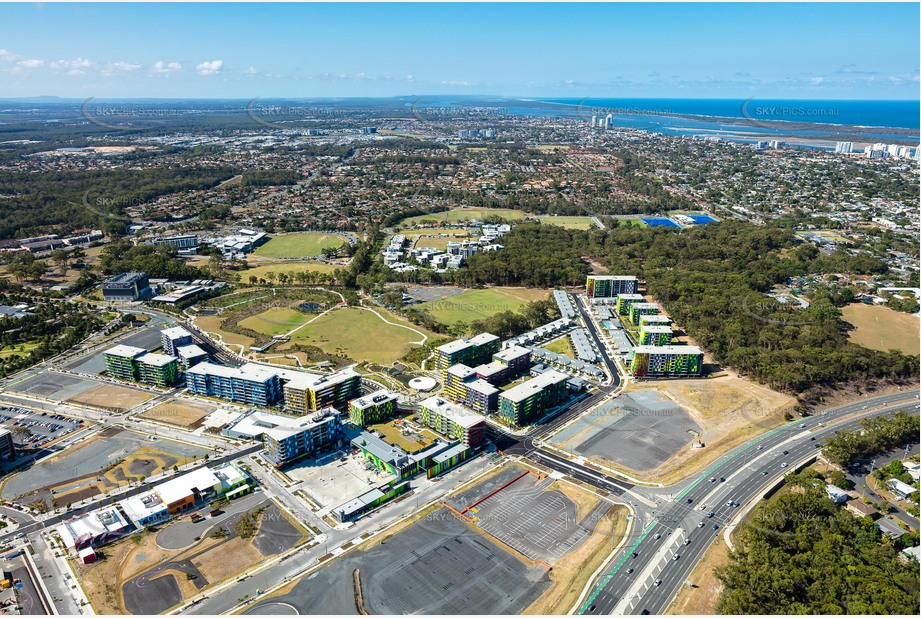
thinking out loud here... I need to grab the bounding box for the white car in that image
[781,462,788,468]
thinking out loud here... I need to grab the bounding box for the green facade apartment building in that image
[136,353,180,387]
[630,345,703,378]
[348,390,398,426]
[638,324,673,346]
[585,275,638,298]
[104,344,146,381]
[615,294,645,316]
[434,333,500,372]
[628,302,660,326]
[498,369,569,426]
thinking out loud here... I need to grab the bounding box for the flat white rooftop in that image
[350,390,399,410]
[500,369,568,403]
[419,396,487,428]
[161,326,192,339]
[137,352,178,367]
[633,345,702,355]
[187,362,277,382]
[104,344,146,359]
[227,409,338,441]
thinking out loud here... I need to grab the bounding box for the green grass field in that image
[538,215,598,230]
[243,262,341,282]
[253,233,347,258]
[841,303,920,355]
[417,287,549,325]
[400,208,529,227]
[238,307,314,337]
[289,307,434,364]
[543,336,575,357]
[0,342,40,360]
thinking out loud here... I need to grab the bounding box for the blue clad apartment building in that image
[185,362,282,407]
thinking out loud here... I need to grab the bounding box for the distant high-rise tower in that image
[835,142,854,154]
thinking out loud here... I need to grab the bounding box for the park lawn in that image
[289,307,434,365]
[253,233,347,258]
[243,261,341,281]
[400,207,529,226]
[543,336,575,357]
[238,307,314,337]
[840,302,920,355]
[538,215,598,230]
[418,287,549,325]
[0,342,40,360]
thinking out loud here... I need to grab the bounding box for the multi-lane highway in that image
[575,390,920,615]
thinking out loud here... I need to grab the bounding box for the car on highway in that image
[713,524,719,530]
[654,533,661,540]
[698,521,705,528]
[799,423,806,428]
[781,462,788,468]
[654,580,662,586]
[588,605,596,612]
[762,470,769,475]
[687,498,693,503]
[684,538,691,545]
[757,445,763,450]
[708,511,714,517]
[673,554,680,561]
[709,477,716,482]
[719,477,725,482]
[782,450,788,455]
[626,567,634,574]
[631,552,638,558]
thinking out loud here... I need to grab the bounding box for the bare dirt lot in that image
[68,384,154,412]
[139,400,214,428]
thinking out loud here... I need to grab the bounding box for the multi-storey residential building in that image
[0,428,15,461]
[630,345,703,378]
[102,272,152,302]
[223,409,343,467]
[586,275,639,298]
[492,344,531,378]
[136,353,180,387]
[282,368,362,415]
[185,362,282,407]
[615,294,645,316]
[150,234,199,250]
[628,302,660,326]
[435,333,500,371]
[443,364,499,414]
[638,324,673,346]
[103,344,146,381]
[498,369,569,426]
[161,326,194,356]
[638,314,672,328]
[176,344,208,369]
[348,390,399,426]
[418,396,487,448]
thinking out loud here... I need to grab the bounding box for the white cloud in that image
[152,60,182,74]
[50,58,94,71]
[17,58,44,69]
[101,61,141,75]
[195,59,223,76]
[243,66,258,75]
[440,80,471,87]
[0,49,19,62]
[809,76,824,86]
[887,71,920,85]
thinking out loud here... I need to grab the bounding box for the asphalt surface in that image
[573,295,620,382]
[577,390,920,615]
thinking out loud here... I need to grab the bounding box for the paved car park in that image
[0,405,84,450]
[65,326,166,375]
[551,391,701,471]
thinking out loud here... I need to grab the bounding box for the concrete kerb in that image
[22,543,58,615]
[567,491,637,614]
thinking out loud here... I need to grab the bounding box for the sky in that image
[0,2,918,100]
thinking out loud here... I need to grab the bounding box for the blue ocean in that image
[538,98,920,130]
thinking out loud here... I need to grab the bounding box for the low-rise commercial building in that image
[118,491,170,527]
[102,272,152,302]
[59,506,131,550]
[0,428,15,461]
[352,431,471,482]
